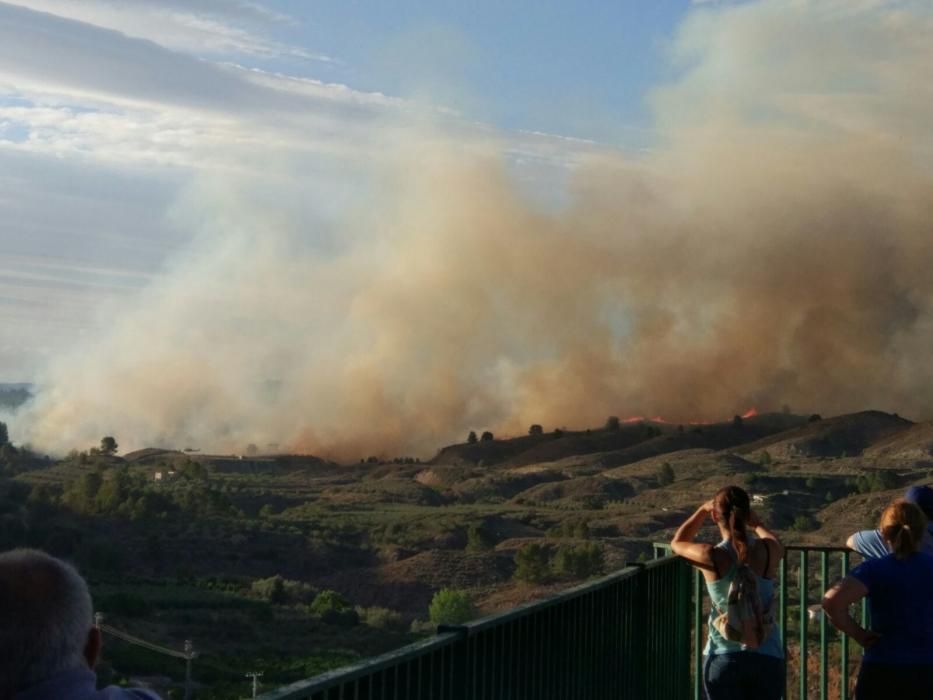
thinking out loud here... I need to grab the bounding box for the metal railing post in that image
[780,557,787,700]
[841,550,850,700]
[800,551,808,700]
[694,568,703,700]
[820,551,828,700]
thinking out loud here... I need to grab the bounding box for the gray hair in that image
[0,549,94,691]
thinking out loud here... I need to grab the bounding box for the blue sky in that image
[260,1,691,144]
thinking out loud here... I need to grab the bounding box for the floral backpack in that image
[712,545,775,649]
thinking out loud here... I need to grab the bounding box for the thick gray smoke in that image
[17,0,933,459]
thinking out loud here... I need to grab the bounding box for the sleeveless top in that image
[704,538,783,658]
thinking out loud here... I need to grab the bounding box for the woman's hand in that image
[858,630,882,650]
[701,499,715,514]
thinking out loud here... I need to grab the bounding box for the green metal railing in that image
[260,556,692,700]
[653,543,867,700]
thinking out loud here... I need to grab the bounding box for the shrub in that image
[551,543,604,579]
[409,619,436,635]
[480,431,494,442]
[357,606,404,630]
[791,514,818,532]
[465,524,493,552]
[855,471,898,494]
[251,575,286,603]
[657,462,675,486]
[467,431,477,444]
[252,576,316,605]
[514,543,551,583]
[429,588,475,626]
[549,520,589,539]
[310,590,358,626]
[528,424,544,436]
[604,416,620,432]
[758,451,772,466]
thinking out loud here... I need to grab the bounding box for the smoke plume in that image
[17,0,933,459]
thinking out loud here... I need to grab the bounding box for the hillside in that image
[4,408,932,697]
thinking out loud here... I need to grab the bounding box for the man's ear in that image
[84,626,102,669]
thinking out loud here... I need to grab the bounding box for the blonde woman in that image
[823,500,933,699]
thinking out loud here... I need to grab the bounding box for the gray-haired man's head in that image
[0,549,99,693]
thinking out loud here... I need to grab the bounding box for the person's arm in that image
[670,500,717,571]
[822,576,880,649]
[847,529,890,559]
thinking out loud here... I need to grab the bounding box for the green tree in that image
[100,436,118,455]
[467,431,477,444]
[657,462,675,486]
[428,588,474,626]
[466,524,493,552]
[552,543,604,579]
[528,424,544,436]
[95,468,133,513]
[480,431,494,442]
[605,416,620,432]
[514,543,551,583]
[63,471,104,514]
[758,451,772,467]
[0,421,8,445]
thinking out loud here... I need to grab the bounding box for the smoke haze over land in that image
[14,0,933,459]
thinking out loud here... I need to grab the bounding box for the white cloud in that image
[1,0,331,61]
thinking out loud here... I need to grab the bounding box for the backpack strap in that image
[712,542,737,579]
[764,539,771,578]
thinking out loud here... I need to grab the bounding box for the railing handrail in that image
[460,557,665,633]
[259,556,687,699]
[652,542,852,554]
[260,633,463,700]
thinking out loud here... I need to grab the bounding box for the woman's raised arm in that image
[670,500,717,571]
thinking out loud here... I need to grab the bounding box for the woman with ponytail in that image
[671,485,784,699]
[824,499,933,699]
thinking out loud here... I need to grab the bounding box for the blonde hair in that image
[880,500,927,559]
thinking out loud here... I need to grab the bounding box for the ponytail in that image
[729,510,749,563]
[714,485,751,562]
